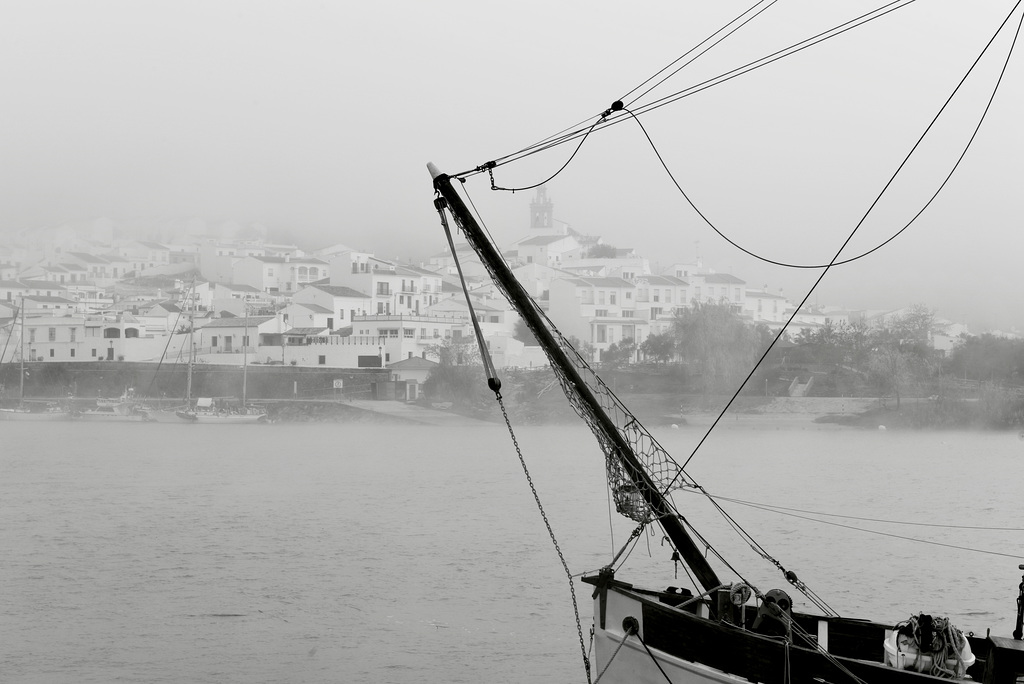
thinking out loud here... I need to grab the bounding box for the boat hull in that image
[0,408,69,421]
[174,410,266,424]
[587,576,987,684]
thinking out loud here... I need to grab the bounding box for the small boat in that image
[0,402,69,421]
[425,4,1024,682]
[175,397,266,424]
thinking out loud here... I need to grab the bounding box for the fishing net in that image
[439,197,688,523]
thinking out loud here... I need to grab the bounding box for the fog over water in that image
[2,421,1022,683]
[2,2,1022,329]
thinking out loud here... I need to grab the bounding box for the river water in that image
[2,419,1022,683]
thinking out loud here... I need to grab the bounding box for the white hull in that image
[178,411,266,424]
[75,411,152,423]
[0,408,69,421]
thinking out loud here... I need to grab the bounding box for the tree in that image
[868,346,914,409]
[640,331,676,364]
[672,302,763,400]
[423,337,487,406]
[567,335,596,363]
[602,339,636,367]
[585,243,618,258]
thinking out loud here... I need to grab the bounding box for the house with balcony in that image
[291,284,371,331]
[15,312,145,362]
[329,253,443,316]
[194,281,269,317]
[548,276,648,361]
[634,275,689,335]
[279,256,329,293]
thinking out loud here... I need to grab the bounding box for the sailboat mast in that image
[19,296,25,401]
[429,165,722,593]
[186,282,194,403]
[242,304,248,405]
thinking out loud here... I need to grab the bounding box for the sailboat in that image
[0,297,68,421]
[426,4,1024,683]
[173,303,266,424]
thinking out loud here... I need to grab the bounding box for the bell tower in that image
[530,186,553,230]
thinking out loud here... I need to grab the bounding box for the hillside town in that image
[0,187,985,388]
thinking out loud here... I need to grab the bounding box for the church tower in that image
[530,186,554,230]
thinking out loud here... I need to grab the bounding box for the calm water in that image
[2,420,1022,683]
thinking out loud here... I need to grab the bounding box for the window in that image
[211,336,218,347]
[48,327,56,341]
[595,309,608,317]
[327,318,334,329]
[70,328,76,342]
[70,349,76,358]
[92,348,97,357]
[610,293,617,305]
[596,325,607,343]
[651,307,663,320]
[597,291,606,305]
[653,289,661,303]
[626,291,632,300]
[622,310,634,318]
[403,328,414,338]
[49,349,55,357]
[376,282,390,295]
[318,355,326,365]
[29,328,36,343]
[665,291,672,304]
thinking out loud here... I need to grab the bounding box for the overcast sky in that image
[2,1,1021,330]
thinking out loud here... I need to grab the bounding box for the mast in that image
[242,304,248,406]
[185,281,194,404]
[19,296,25,402]
[429,164,722,594]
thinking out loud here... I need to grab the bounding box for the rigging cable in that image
[707,494,1024,560]
[673,0,1023,470]
[650,1,1024,602]
[456,0,774,189]
[449,0,918,181]
[622,0,1024,269]
[432,197,593,684]
[620,0,781,108]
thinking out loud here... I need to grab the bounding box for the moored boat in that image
[425,4,1024,682]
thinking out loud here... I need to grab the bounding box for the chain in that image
[495,393,592,683]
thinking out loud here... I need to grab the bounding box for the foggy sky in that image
[2,1,1021,331]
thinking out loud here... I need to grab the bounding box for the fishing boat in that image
[0,297,68,421]
[426,4,1024,683]
[76,388,153,422]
